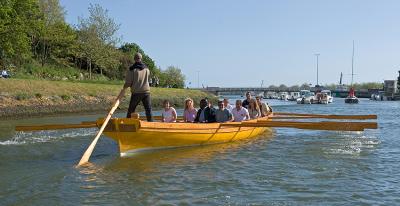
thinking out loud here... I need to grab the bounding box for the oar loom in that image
[15,113,378,132]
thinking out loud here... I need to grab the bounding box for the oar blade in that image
[76,88,125,167]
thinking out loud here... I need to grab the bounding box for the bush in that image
[16,61,82,81]
[60,94,71,101]
[15,93,31,100]
[34,93,42,98]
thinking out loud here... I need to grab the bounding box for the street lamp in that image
[196,70,200,89]
[315,53,320,86]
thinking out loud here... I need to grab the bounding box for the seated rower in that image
[242,91,251,109]
[194,98,216,123]
[248,98,260,119]
[231,100,250,122]
[183,98,197,123]
[161,100,177,122]
[256,96,272,117]
[215,100,233,123]
[223,98,234,112]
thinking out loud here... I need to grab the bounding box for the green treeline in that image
[0,0,185,88]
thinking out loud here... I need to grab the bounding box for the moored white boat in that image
[289,92,300,101]
[321,90,333,103]
[297,91,314,104]
[279,92,289,101]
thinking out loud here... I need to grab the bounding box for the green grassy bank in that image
[0,79,217,119]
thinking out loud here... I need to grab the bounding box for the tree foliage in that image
[33,0,76,66]
[351,82,383,90]
[159,66,186,88]
[0,0,41,67]
[76,3,120,79]
[0,1,188,85]
[300,83,311,90]
[119,43,158,76]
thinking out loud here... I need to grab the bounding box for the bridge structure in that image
[202,87,374,98]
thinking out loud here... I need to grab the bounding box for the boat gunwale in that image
[99,115,272,133]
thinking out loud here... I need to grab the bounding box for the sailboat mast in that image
[351,40,355,86]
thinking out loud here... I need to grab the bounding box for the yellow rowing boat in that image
[97,116,273,156]
[14,110,378,166]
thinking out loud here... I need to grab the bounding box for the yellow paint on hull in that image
[98,117,273,156]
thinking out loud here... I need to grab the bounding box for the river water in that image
[0,98,399,205]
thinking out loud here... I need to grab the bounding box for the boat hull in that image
[98,118,273,156]
[345,97,359,104]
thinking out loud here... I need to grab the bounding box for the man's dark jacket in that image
[194,106,216,123]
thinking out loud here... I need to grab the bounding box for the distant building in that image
[384,80,398,97]
[398,70,400,92]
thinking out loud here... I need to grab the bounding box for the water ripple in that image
[0,128,97,145]
[1,99,399,205]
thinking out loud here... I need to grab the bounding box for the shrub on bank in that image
[15,93,32,101]
[60,94,71,101]
[34,93,42,99]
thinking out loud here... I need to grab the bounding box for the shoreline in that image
[0,103,163,121]
[0,79,217,120]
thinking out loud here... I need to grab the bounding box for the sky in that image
[60,0,400,87]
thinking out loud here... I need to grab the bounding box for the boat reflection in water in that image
[106,132,274,171]
[76,133,275,190]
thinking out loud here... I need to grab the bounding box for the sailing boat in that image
[345,41,359,104]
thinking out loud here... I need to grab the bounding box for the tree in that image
[352,82,383,90]
[34,0,77,66]
[289,85,300,91]
[323,83,336,90]
[119,43,158,75]
[0,0,41,67]
[160,66,185,88]
[267,85,278,90]
[76,3,120,79]
[278,84,288,91]
[300,83,311,90]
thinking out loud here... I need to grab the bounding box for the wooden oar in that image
[274,112,377,120]
[15,112,378,132]
[77,88,126,167]
[15,122,97,131]
[270,115,376,120]
[221,121,378,131]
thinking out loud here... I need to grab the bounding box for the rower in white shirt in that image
[223,98,234,112]
[231,100,250,122]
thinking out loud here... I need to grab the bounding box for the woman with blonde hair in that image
[256,96,271,117]
[248,98,261,119]
[183,98,197,122]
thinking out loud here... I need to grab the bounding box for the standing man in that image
[123,52,153,121]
